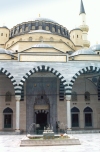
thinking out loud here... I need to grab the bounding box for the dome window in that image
[77,35,78,38]
[6,34,7,37]
[73,35,74,38]
[20,28,22,33]
[39,26,42,30]
[46,26,49,31]
[52,27,55,32]
[50,37,54,42]
[32,26,35,30]
[12,41,14,45]
[1,33,3,36]
[58,29,60,34]
[19,38,22,41]
[29,37,32,41]
[25,27,28,31]
[39,36,43,42]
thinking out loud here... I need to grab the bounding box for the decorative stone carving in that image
[15,95,21,101]
[65,95,71,101]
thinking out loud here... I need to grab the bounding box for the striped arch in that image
[0,67,17,94]
[67,66,100,95]
[17,65,68,95]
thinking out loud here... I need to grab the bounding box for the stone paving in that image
[0,134,100,152]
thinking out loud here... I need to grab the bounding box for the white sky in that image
[0,0,100,46]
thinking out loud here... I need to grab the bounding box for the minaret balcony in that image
[83,40,90,48]
[79,25,89,32]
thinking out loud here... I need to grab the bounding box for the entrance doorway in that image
[85,113,92,127]
[72,114,79,127]
[3,107,13,129]
[36,112,48,130]
[4,114,12,128]
[71,107,80,128]
[84,107,93,127]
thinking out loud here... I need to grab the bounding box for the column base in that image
[15,129,21,133]
[67,128,72,131]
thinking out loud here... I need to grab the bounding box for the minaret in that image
[79,0,90,48]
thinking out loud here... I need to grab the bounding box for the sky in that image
[0,0,100,46]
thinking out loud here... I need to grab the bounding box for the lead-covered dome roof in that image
[90,44,100,52]
[70,48,96,56]
[0,48,12,55]
[10,17,70,39]
[33,17,58,24]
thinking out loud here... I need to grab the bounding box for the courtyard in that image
[0,133,100,152]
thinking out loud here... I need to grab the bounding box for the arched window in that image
[77,35,78,38]
[1,33,3,36]
[39,36,43,42]
[84,91,90,101]
[50,37,54,42]
[3,107,13,113]
[32,26,35,30]
[72,92,77,101]
[29,37,32,41]
[39,26,42,30]
[5,91,12,102]
[52,27,55,32]
[6,34,7,37]
[84,107,93,127]
[46,26,49,31]
[73,35,74,38]
[97,52,99,55]
[71,107,80,127]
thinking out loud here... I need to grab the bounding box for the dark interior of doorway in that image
[72,114,79,127]
[4,114,12,128]
[85,113,92,127]
[36,112,47,133]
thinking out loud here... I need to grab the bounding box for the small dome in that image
[32,43,53,48]
[71,48,96,56]
[0,26,9,29]
[0,48,12,55]
[33,17,58,24]
[91,44,100,52]
[29,30,51,34]
[70,28,82,33]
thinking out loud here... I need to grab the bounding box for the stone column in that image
[66,95,71,130]
[15,95,21,132]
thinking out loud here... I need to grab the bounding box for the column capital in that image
[15,95,21,101]
[65,95,71,101]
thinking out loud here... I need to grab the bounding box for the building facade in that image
[0,0,100,133]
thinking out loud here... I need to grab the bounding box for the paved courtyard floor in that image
[0,134,100,152]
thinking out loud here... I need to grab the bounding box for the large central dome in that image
[33,17,58,24]
[10,17,70,40]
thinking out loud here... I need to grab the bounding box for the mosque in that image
[0,0,100,133]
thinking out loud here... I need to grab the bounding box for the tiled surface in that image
[0,134,100,152]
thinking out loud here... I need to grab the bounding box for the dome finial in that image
[79,0,86,15]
